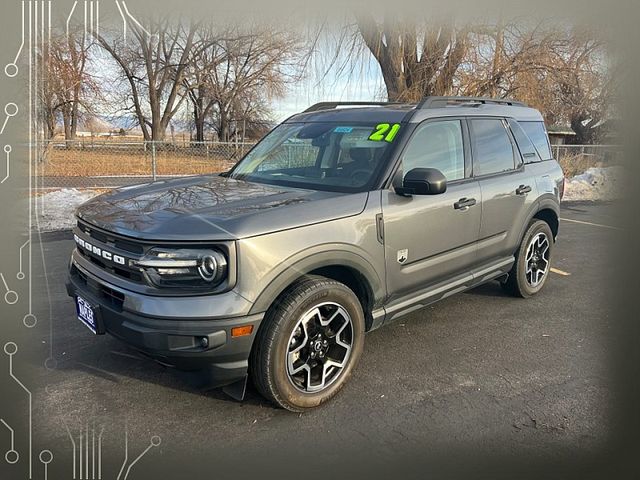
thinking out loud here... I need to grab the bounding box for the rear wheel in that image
[502,219,554,297]
[250,275,365,411]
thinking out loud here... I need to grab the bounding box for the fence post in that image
[151,141,157,181]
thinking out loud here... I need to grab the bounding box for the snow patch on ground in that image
[563,166,623,202]
[37,188,102,231]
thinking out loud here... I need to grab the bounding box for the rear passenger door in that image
[469,118,538,265]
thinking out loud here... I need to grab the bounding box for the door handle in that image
[454,197,476,210]
[516,184,532,195]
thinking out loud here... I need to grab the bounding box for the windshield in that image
[227,122,399,192]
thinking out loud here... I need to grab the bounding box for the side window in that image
[400,120,465,181]
[507,118,540,164]
[470,119,516,176]
[520,121,552,160]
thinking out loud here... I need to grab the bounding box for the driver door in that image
[381,118,482,304]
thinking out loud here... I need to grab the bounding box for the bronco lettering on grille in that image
[74,234,127,265]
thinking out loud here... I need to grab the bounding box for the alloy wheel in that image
[286,302,354,393]
[525,232,550,287]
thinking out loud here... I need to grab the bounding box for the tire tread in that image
[502,219,553,298]
[250,275,358,412]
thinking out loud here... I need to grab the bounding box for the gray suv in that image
[66,96,564,411]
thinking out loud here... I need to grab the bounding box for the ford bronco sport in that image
[67,96,564,411]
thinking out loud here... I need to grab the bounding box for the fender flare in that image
[516,194,560,246]
[248,246,384,316]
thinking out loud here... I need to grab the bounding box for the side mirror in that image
[395,168,447,196]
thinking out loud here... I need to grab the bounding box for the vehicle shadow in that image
[43,332,274,410]
[462,280,511,298]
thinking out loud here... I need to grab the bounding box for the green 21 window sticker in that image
[369,123,401,142]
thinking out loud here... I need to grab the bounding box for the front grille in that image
[73,218,235,296]
[72,265,125,310]
[77,248,144,282]
[77,221,144,254]
[75,219,146,284]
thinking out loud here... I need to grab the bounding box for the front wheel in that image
[250,275,365,411]
[502,219,554,298]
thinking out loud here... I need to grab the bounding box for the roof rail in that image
[303,101,408,113]
[416,96,527,109]
[302,97,527,114]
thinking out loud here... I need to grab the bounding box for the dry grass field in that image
[41,145,245,177]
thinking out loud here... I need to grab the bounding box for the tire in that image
[250,275,365,412]
[502,219,554,298]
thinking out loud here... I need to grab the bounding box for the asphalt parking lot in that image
[13,202,621,478]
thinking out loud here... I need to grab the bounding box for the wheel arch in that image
[305,265,376,331]
[533,207,559,239]
[248,251,383,332]
[517,196,560,245]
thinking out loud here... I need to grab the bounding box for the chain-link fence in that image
[34,139,623,190]
[37,139,256,189]
[551,144,623,177]
[551,144,622,164]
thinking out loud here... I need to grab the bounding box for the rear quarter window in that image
[507,119,541,164]
[469,119,516,176]
[520,121,553,160]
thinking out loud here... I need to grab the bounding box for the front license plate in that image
[76,295,99,334]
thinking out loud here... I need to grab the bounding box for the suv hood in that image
[76,175,368,241]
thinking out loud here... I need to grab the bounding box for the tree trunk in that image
[193,95,205,142]
[70,100,79,140]
[195,117,205,142]
[149,90,167,141]
[62,108,74,148]
[151,121,166,142]
[487,19,504,98]
[44,109,56,139]
[218,113,229,142]
[356,15,468,102]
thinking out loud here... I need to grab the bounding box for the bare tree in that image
[97,17,202,141]
[184,25,227,142]
[186,24,301,141]
[42,27,98,140]
[461,22,613,143]
[546,29,613,144]
[347,16,613,142]
[354,14,469,101]
[455,21,558,98]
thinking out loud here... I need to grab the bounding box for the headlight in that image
[132,248,228,290]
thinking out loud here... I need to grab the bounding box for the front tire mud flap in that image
[222,375,248,401]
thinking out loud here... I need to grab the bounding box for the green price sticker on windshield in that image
[369,123,401,142]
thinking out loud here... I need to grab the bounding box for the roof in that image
[285,97,544,124]
[547,125,576,136]
[287,105,415,124]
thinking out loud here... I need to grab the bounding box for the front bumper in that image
[66,255,264,388]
